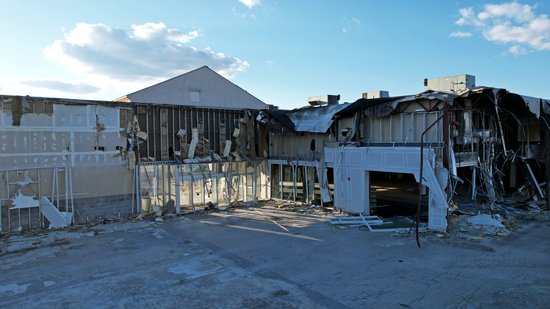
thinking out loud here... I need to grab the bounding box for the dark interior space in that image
[369,171,429,220]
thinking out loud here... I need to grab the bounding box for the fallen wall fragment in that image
[38,197,72,229]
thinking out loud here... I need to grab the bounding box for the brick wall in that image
[1,194,134,233]
[72,194,134,224]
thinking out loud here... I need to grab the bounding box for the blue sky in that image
[0,0,549,109]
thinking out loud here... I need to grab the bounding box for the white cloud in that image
[508,44,528,55]
[450,31,473,38]
[44,22,248,80]
[456,7,480,26]
[478,2,535,22]
[131,22,200,43]
[455,2,550,54]
[239,0,261,9]
[0,22,250,99]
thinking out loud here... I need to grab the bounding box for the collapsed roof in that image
[264,103,350,133]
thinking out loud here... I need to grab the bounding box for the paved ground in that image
[1,206,549,308]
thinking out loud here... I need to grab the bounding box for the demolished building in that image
[1,72,548,234]
[264,75,550,231]
[1,67,271,232]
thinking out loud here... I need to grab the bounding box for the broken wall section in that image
[136,105,267,162]
[0,96,134,232]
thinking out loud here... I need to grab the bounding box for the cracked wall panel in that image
[72,131,122,153]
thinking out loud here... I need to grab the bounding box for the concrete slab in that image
[1,207,549,308]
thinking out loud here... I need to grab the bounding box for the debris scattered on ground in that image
[467,213,504,228]
[272,289,289,297]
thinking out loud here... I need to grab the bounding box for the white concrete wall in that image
[1,101,127,170]
[324,146,449,231]
[0,97,133,199]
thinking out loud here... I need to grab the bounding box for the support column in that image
[175,166,180,214]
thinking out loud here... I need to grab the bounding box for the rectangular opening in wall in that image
[326,167,335,201]
[271,163,281,199]
[369,171,428,222]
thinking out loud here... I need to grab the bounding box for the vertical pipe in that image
[304,165,309,203]
[224,110,228,141]
[152,108,157,160]
[184,108,188,140]
[37,169,41,227]
[1,171,6,232]
[215,164,219,205]
[216,109,221,154]
[178,108,182,132]
[135,166,139,215]
[175,165,180,214]
[493,94,508,154]
[155,165,159,206]
[190,169,195,211]
[292,164,297,202]
[6,171,11,231]
[279,164,283,199]
[146,108,151,160]
[172,107,176,157]
[253,161,257,203]
[69,166,74,224]
[206,108,211,153]
[202,172,206,206]
[229,161,234,204]
[55,168,60,209]
[471,166,476,201]
[442,107,451,169]
[64,167,69,212]
[202,108,206,153]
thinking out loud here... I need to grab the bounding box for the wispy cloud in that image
[508,44,528,55]
[342,17,361,34]
[454,2,550,54]
[21,80,99,94]
[239,0,261,9]
[450,31,473,38]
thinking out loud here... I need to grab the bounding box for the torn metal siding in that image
[265,103,350,134]
[269,133,325,160]
[135,104,267,162]
[286,103,350,133]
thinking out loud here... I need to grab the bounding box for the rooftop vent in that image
[425,74,475,92]
[307,94,340,106]
[362,90,389,99]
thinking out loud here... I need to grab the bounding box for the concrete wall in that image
[324,146,449,231]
